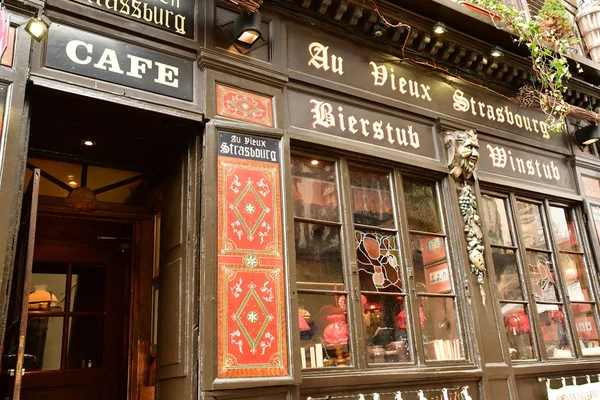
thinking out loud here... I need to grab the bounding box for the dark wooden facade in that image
[1,0,600,399]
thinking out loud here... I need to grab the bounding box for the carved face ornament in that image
[458,135,479,179]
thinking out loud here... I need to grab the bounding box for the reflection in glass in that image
[419,297,463,361]
[349,167,394,228]
[70,266,106,312]
[549,207,579,252]
[527,252,559,302]
[501,304,535,360]
[517,201,547,249]
[294,222,343,290]
[355,230,402,293]
[410,235,450,293]
[481,195,512,246]
[538,305,573,359]
[362,294,411,363]
[572,303,600,356]
[403,178,442,233]
[67,317,104,369]
[25,316,63,371]
[592,206,600,245]
[492,248,523,300]
[298,293,352,368]
[291,156,339,222]
[30,263,67,311]
[559,253,590,301]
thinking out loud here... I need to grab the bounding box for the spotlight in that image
[433,22,447,35]
[24,9,51,41]
[82,139,96,147]
[310,160,319,166]
[490,46,504,58]
[373,21,387,38]
[575,124,600,146]
[233,11,262,45]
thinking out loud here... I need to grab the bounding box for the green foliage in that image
[539,0,570,24]
[458,0,580,137]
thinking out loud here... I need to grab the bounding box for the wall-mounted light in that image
[67,174,78,188]
[373,21,387,38]
[490,46,504,58]
[433,22,447,35]
[24,9,51,41]
[233,11,262,45]
[575,124,600,146]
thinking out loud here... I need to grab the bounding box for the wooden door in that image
[18,215,131,400]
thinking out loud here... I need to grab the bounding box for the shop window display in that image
[482,194,600,360]
[292,154,464,371]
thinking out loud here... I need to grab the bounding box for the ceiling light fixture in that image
[233,11,262,45]
[24,9,51,41]
[82,139,96,147]
[575,124,600,146]
[373,21,388,38]
[490,46,504,58]
[310,160,319,165]
[433,22,447,35]
[67,174,78,187]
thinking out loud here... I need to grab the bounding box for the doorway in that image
[0,86,201,400]
[20,215,131,400]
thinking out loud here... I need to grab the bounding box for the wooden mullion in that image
[293,216,342,227]
[61,261,73,370]
[407,230,446,238]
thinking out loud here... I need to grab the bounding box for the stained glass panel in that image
[355,230,402,293]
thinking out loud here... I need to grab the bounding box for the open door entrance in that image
[1,169,40,399]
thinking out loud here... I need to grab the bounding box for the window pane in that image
[25,316,63,371]
[30,263,67,311]
[355,230,403,293]
[492,248,524,301]
[517,201,547,249]
[572,303,600,356]
[538,305,573,359]
[559,253,591,301]
[363,294,410,363]
[410,235,451,294]
[70,266,106,312]
[403,178,442,233]
[527,251,560,302]
[298,293,352,368]
[592,206,600,245]
[481,195,512,246]
[295,222,344,290]
[501,303,535,360]
[419,297,463,361]
[349,167,394,228]
[67,317,104,369]
[549,207,579,252]
[292,156,339,222]
[581,176,600,199]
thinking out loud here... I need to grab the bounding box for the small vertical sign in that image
[216,132,288,378]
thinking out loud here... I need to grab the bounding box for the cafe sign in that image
[71,0,194,38]
[45,24,193,101]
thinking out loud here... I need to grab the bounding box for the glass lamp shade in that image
[323,314,349,345]
[298,310,311,332]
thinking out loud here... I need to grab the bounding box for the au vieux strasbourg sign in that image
[46,24,193,101]
[71,0,194,38]
[287,29,565,147]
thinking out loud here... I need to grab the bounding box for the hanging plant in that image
[458,0,581,137]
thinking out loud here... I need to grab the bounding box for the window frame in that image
[481,189,600,362]
[291,149,471,373]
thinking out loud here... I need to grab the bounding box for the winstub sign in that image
[287,28,566,147]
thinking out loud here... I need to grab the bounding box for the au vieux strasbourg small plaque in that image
[71,0,194,38]
[45,24,193,101]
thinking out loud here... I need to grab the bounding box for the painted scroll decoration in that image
[445,130,486,292]
[217,132,288,378]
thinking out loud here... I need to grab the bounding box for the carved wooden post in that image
[444,130,486,286]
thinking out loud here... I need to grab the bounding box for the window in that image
[25,261,106,371]
[481,193,600,361]
[292,154,465,371]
